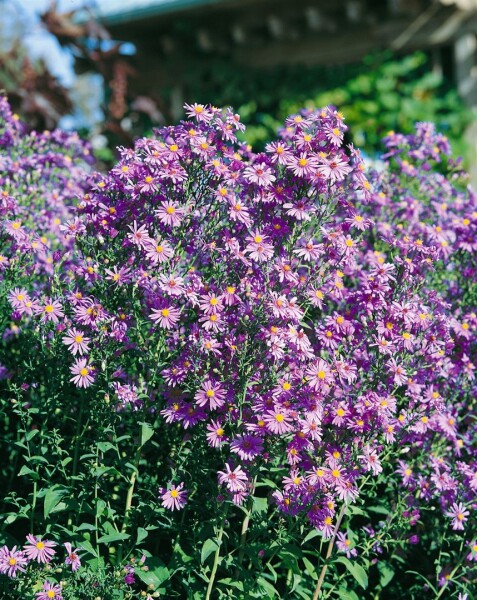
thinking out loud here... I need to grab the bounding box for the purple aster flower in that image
[160,482,188,511]
[24,534,56,563]
[64,542,81,571]
[445,502,469,530]
[336,533,357,558]
[35,580,62,600]
[0,545,28,577]
[218,464,248,493]
[70,358,95,388]
[230,434,263,461]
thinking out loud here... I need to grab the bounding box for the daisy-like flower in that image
[35,580,62,600]
[160,483,188,511]
[218,464,248,492]
[283,198,313,221]
[62,328,90,356]
[150,306,181,329]
[306,359,333,390]
[7,287,30,310]
[317,155,352,182]
[105,265,132,286]
[155,200,185,227]
[184,102,213,122]
[158,274,185,296]
[263,409,294,434]
[265,140,290,164]
[127,221,152,249]
[0,545,28,577]
[243,162,276,187]
[64,542,81,572]
[206,420,227,447]
[24,534,56,563]
[195,379,226,410]
[446,502,469,530]
[37,298,64,323]
[287,152,319,177]
[198,292,223,315]
[244,231,274,263]
[70,358,95,388]
[145,239,174,264]
[230,434,263,461]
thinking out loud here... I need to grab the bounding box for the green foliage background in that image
[185,51,473,161]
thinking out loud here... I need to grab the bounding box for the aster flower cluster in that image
[0,534,79,578]
[1,98,476,596]
[0,94,93,375]
[10,101,471,538]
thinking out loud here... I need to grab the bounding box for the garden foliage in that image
[0,96,476,599]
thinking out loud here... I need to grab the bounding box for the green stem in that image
[121,446,141,534]
[205,513,227,600]
[312,503,347,600]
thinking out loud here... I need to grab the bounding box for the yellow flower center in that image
[317,370,326,379]
[80,368,89,377]
[216,428,224,436]
[44,305,54,313]
[36,542,45,550]
[74,335,83,343]
[170,489,179,498]
[206,389,215,397]
[282,382,291,391]
[275,414,284,423]
[166,206,175,215]
[8,558,16,566]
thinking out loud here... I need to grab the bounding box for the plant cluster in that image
[0,95,475,599]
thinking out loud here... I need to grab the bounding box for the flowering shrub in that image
[0,96,475,599]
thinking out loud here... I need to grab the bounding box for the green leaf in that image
[302,529,320,545]
[80,539,98,557]
[139,422,154,447]
[335,557,368,590]
[97,532,130,544]
[97,442,117,453]
[135,558,170,590]
[76,523,97,532]
[336,588,360,600]
[137,527,148,544]
[378,562,395,588]
[201,538,219,564]
[218,578,244,591]
[44,487,67,519]
[252,496,268,514]
[257,576,278,598]
[18,465,39,480]
[303,557,317,580]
